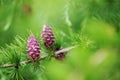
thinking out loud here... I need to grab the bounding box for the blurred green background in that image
[0,0,120,80]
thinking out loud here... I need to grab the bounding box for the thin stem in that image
[0,46,77,68]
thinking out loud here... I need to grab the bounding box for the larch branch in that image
[0,46,77,68]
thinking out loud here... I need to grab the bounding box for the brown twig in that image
[0,46,77,68]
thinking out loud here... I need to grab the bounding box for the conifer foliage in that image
[0,24,74,80]
[0,0,120,80]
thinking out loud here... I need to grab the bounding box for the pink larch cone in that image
[55,48,65,60]
[41,24,55,47]
[55,53,65,60]
[27,35,40,61]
